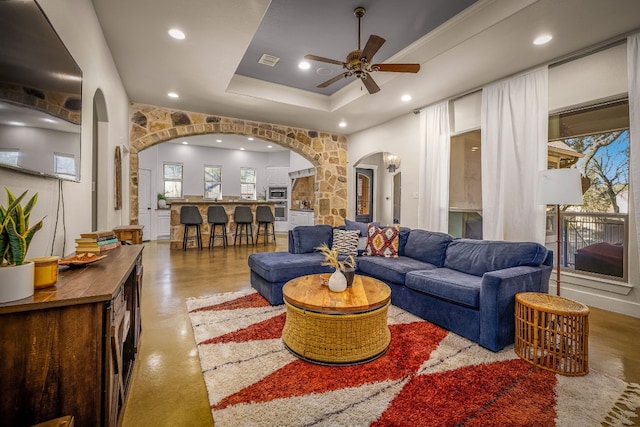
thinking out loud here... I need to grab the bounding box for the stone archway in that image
[128,102,348,227]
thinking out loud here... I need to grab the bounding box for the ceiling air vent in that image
[258,53,280,67]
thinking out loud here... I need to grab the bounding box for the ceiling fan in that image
[304,6,420,94]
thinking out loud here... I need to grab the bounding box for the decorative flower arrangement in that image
[316,243,356,272]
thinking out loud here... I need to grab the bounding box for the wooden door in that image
[355,168,373,223]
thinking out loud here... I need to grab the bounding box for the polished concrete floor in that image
[120,238,640,427]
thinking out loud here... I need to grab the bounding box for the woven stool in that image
[514,292,589,376]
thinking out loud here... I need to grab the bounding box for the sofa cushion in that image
[289,225,333,254]
[444,239,548,277]
[248,252,333,283]
[405,268,482,308]
[403,229,454,267]
[332,229,359,257]
[365,224,400,257]
[357,255,436,285]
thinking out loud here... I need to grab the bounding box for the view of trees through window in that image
[564,131,629,214]
[240,167,256,200]
[551,100,629,279]
[204,165,222,200]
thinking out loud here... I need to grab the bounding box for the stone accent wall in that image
[128,102,348,227]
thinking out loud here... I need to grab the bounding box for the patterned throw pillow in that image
[332,229,360,257]
[364,224,400,258]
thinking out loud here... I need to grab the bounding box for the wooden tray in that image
[59,253,108,266]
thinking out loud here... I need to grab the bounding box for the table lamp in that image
[537,168,584,295]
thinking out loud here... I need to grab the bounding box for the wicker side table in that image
[515,292,589,376]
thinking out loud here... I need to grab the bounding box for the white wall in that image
[0,0,130,258]
[289,151,314,171]
[139,144,291,199]
[348,113,421,227]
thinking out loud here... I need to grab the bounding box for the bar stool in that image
[233,205,254,246]
[207,205,229,248]
[180,205,202,250]
[255,205,276,246]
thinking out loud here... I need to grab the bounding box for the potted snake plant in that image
[0,188,44,302]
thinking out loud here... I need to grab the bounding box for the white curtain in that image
[481,67,548,243]
[418,101,451,232]
[628,33,640,254]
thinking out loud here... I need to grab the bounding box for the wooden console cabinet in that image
[0,245,143,427]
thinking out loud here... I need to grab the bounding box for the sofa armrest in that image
[478,264,552,351]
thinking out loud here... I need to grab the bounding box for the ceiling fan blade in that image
[304,54,345,66]
[360,35,385,62]
[361,74,380,94]
[317,72,349,88]
[373,63,421,73]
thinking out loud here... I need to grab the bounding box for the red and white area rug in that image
[186,290,640,426]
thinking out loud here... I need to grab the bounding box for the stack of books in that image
[75,231,121,253]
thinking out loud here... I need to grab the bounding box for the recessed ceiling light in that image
[317,67,333,76]
[168,92,179,98]
[168,29,185,40]
[298,61,311,70]
[240,147,245,151]
[401,94,412,102]
[248,137,254,141]
[42,118,56,123]
[182,141,188,145]
[267,145,273,148]
[216,139,222,143]
[339,121,347,128]
[533,34,552,45]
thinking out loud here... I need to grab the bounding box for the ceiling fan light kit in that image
[304,6,420,94]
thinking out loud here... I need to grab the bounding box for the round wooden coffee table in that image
[282,274,391,365]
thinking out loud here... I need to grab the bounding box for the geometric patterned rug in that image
[187,290,640,426]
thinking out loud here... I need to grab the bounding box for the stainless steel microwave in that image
[268,187,287,200]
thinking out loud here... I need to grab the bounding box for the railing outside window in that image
[556,211,627,279]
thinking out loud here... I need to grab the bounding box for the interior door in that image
[138,169,152,241]
[355,168,373,223]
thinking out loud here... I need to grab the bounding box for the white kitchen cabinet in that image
[157,210,171,239]
[289,210,314,229]
[266,167,289,187]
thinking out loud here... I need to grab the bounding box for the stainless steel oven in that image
[268,187,287,200]
[273,202,287,221]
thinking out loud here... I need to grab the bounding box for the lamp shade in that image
[537,168,584,205]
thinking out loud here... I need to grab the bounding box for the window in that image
[54,153,77,180]
[240,167,256,200]
[204,165,222,200]
[448,130,482,239]
[0,149,19,167]
[163,162,183,199]
[548,99,630,280]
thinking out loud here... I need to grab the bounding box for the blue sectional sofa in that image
[248,225,553,351]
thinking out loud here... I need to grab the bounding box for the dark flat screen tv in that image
[0,0,82,182]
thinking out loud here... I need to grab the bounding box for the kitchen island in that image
[169,199,275,249]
